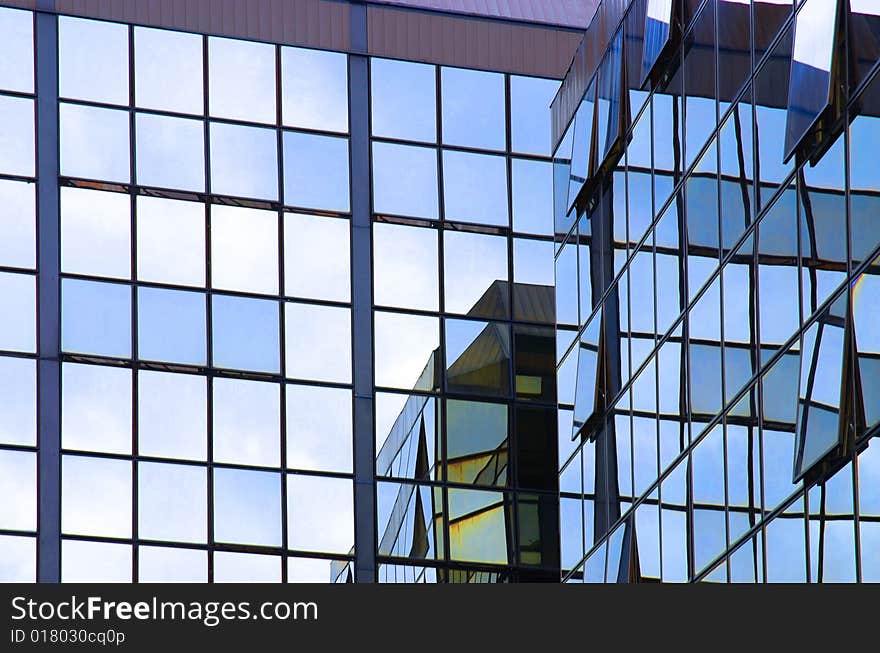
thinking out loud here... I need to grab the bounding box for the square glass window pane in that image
[61,279,130,358]
[0,356,36,447]
[510,75,559,156]
[61,455,131,538]
[447,488,509,563]
[214,552,280,583]
[213,377,280,468]
[370,58,436,142]
[287,474,353,554]
[286,384,352,473]
[0,450,35,531]
[61,540,131,582]
[210,122,278,201]
[514,237,555,288]
[284,213,350,302]
[371,142,438,219]
[441,67,505,150]
[211,295,279,373]
[443,230,508,318]
[0,535,35,582]
[138,370,206,461]
[0,95,34,177]
[62,362,131,454]
[512,158,553,236]
[136,196,205,287]
[134,27,203,115]
[283,131,350,212]
[0,272,35,353]
[60,103,130,183]
[208,36,275,124]
[138,546,207,582]
[0,8,33,93]
[0,179,35,269]
[211,205,278,295]
[373,222,438,311]
[137,287,206,365]
[374,312,439,391]
[213,468,281,547]
[58,16,128,105]
[445,318,511,397]
[285,303,351,384]
[442,150,509,226]
[281,46,348,132]
[135,113,205,192]
[138,462,207,543]
[288,556,339,583]
[60,187,130,279]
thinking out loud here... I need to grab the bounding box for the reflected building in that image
[555,0,880,582]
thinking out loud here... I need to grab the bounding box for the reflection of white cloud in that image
[136,113,205,192]
[281,46,348,132]
[0,535,35,582]
[62,363,131,454]
[0,451,35,531]
[373,222,438,311]
[285,303,351,384]
[59,16,128,104]
[0,179,34,269]
[371,58,436,142]
[0,7,33,93]
[372,142,438,219]
[441,67,505,151]
[213,377,280,468]
[60,103,129,183]
[137,196,205,287]
[134,26,203,114]
[442,150,509,226]
[210,122,278,201]
[374,392,409,454]
[138,370,207,461]
[287,475,353,554]
[211,204,278,295]
[0,95,34,177]
[138,462,207,544]
[213,468,281,547]
[286,385,352,474]
[374,312,438,390]
[214,552,280,583]
[138,546,207,583]
[284,213,350,302]
[61,455,132,539]
[443,230,506,314]
[62,540,131,583]
[208,36,276,124]
[0,272,35,353]
[288,556,336,583]
[61,187,130,279]
[0,357,35,447]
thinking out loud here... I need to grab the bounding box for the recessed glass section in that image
[211,205,279,295]
[136,196,206,287]
[281,46,348,133]
[61,455,132,538]
[371,58,436,143]
[134,26,204,115]
[0,7,34,93]
[138,370,207,461]
[0,450,35,532]
[0,356,36,447]
[283,131,350,212]
[59,16,128,105]
[213,468,281,547]
[210,122,278,201]
[0,272,35,353]
[0,95,34,177]
[136,113,205,192]
[441,67,505,150]
[62,363,131,455]
[287,474,353,554]
[61,279,130,358]
[285,303,351,384]
[443,230,508,318]
[60,103,130,183]
[137,287,207,365]
[0,179,35,269]
[442,150,509,226]
[208,36,276,124]
[374,312,439,391]
[284,213,350,302]
[138,462,207,543]
[511,75,559,156]
[512,158,553,236]
[211,295,280,373]
[372,142,438,219]
[286,384,352,473]
[373,222,439,311]
[61,187,130,279]
[213,377,280,468]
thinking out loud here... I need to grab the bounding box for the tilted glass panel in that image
[572,310,602,439]
[596,29,626,168]
[134,26,203,115]
[553,121,576,240]
[281,46,348,133]
[850,0,880,89]
[848,71,880,266]
[642,0,675,87]
[853,255,880,431]
[567,78,596,213]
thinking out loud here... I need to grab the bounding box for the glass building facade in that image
[555,0,880,582]
[0,1,568,583]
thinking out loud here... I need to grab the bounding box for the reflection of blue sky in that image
[62,363,131,454]
[284,131,350,212]
[61,187,130,279]
[138,287,207,365]
[62,279,130,357]
[441,67,505,151]
[210,122,278,201]
[213,468,281,547]
[286,384,352,473]
[139,546,207,583]
[208,36,275,124]
[138,462,207,543]
[211,295,279,373]
[0,535,34,582]
[0,357,35,447]
[59,16,128,104]
[0,95,34,177]
[62,455,131,538]
[374,312,438,390]
[214,552,280,583]
[442,150,509,226]
[284,213,350,302]
[512,158,553,235]
[137,370,207,461]
[0,272,35,353]
[288,475,353,554]
[213,377,280,467]
[282,46,348,132]
[372,142,439,219]
[510,75,559,157]
[134,26,203,114]
[373,222,438,311]
[285,303,351,384]
[514,238,554,287]
[443,230,507,314]
[0,7,32,93]
[136,113,205,192]
[60,103,129,182]
[0,450,35,532]
[371,58,436,142]
[0,180,34,269]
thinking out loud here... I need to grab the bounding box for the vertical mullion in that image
[127,23,138,584]
[203,33,214,584]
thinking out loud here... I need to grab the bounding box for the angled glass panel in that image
[61,455,131,538]
[784,0,840,162]
[284,303,351,384]
[138,462,207,544]
[210,122,278,201]
[441,67,505,151]
[512,158,553,236]
[137,287,207,365]
[138,547,207,582]
[374,312,439,392]
[283,131,350,212]
[62,279,130,358]
[370,58,436,143]
[567,79,596,212]
[510,75,559,157]
[372,142,438,219]
[213,378,280,468]
[62,363,131,455]
[59,16,128,105]
[136,196,205,287]
[553,121,576,239]
[443,230,508,318]
[284,213,350,302]
[0,7,33,93]
[573,311,602,438]
[851,0,880,89]
[60,187,130,279]
[0,357,35,447]
[286,384,352,474]
[597,29,626,165]
[214,552,280,583]
[59,103,129,183]
[642,0,676,87]
[213,468,281,547]
[853,256,880,431]
[208,36,276,124]
[281,46,348,133]
[211,295,279,373]
[445,318,511,398]
[442,150,508,227]
[0,180,35,269]
[0,450,35,532]
[287,474,354,554]
[134,26,203,115]
[373,222,438,312]
[754,29,794,199]
[211,204,278,295]
[61,540,131,583]
[138,370,207,461]
[0,95,34,177]
[135,113,205,192]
